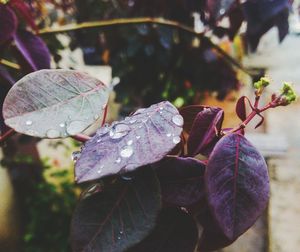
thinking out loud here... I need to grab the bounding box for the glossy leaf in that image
[128,208,198,252]
[0,5,17,45]
[187,106,224,157]
[71,168,161,252]
[155,156,206,207]
[14,30,51,71]
[205,133,269,240]
[75,101,183,183]
[3,69,110,138]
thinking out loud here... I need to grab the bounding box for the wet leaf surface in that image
[71,168,161,252]
[3,69,110,138]
[75,101,183,183]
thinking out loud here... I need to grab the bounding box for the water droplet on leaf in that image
[120,145,133,158]
[109,124,130,139]
[72,151,81,162]
[67,121,86,135]
[173,136,181,144]
[166,133,172,137]
[25,120,32,126]
[127,140,133,145]
[59,123,65,128]
[136,135,141,139]
[115,157,121,163]
[172,115,184,127]
[46,129,60,138]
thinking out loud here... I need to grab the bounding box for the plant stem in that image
[0,128,16,143]
[72,134,91,142]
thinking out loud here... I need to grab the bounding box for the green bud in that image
[254,77,271,89]
[281,82,297,104]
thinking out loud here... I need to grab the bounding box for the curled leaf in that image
[155,156,206,207]
[3,69,110,138]
[71,168,161,252]
[187,106,224,157]
[205,133,269,240]
[75,101,183,183]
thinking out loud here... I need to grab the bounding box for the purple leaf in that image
[3,69,110,138]
[242,0,290,51]
[155,156,206,207]
[205,133,269,240]
[179,105,206,134]
[128,208,198,252]
[71,167,161,252]
[187,107,224,157]
[197,206,235,251]
[0,5,17,45]
[75,101,183,183]
[14,30,51,71]
[9,0,37,31]
[235,96,248,121]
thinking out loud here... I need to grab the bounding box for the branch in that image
[38,17,252,77]
[0,129,16,143]
[0,59,21,70]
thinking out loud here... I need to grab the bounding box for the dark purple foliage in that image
[128,208,198,252]
[75,101,183,183]
[71,167,161,252]
[179,105,206,134]
[235,96,248,122]
[197,206,235,251]
[187,106,224,157]
[205,133,269,240]
[242,0,290,51]
[155,156,206,207]
[14,30,51,71]
[0,5,17,46]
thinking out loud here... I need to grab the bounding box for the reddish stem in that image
[101,105,108,127]
[0,129,16,143]
[72,134,91,142]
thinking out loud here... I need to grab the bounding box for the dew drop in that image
[46,129,61,138]
[97,124,110,136]
[127,140,133,145]
[97,165,104,174]
[117,236,121,240]
[173,136,181,144]
[159,107,164,110]
[136,135,141,139]
[72,151,81,162]
[115,157,121,163]
[119,231,124,234]
[109,124,130,139]
[172,115,184,127]
[120,146,133,158]
[59,123,65,128]
[25,120,32,126]
[121,174,133,181]
[129,119,136,124]
[66,121,86,135]
[166,133,172,137]
[96,139,101,143]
